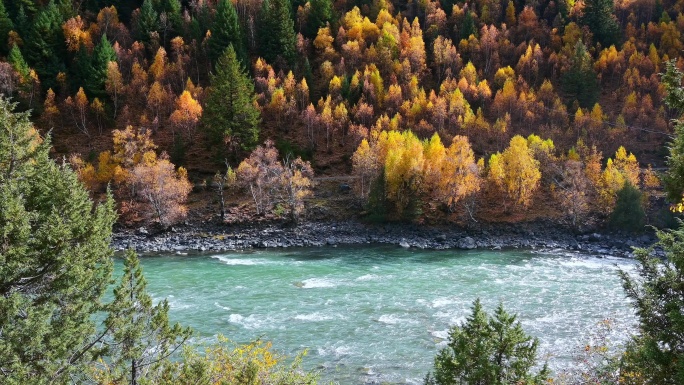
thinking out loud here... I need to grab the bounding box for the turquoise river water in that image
[122,246,638,384]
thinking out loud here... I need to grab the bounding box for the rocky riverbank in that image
[112,219,658,258]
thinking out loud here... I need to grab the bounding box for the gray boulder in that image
[457,236,477,250]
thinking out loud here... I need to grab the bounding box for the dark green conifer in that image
[561,41,599,108]
[579,0,621,48]
[660,61,684,204]
[186,1,210,43]
[208,0,245,66]
[163,0,183,33]
[8,44,30,81]
[87,34,117,98]
[654,0,664,22]
[136,0,159,44]
[13,6,29,39]
[71,43,92,93]
[620,225,684,384]
[203,45,261,152]
[258,0,297,66]
[459,11,476,41]
[609,182,645,232]
[103,250,192,385]
[425,299,550,385]
[0,97,117,383]
[305,0,334,38]
[24,0,67,91]
[5,0,36,22]
[0,0,13,55]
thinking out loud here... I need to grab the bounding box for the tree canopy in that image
[425,299,550,385]
[203,45,261,153]
[0,96,116,383]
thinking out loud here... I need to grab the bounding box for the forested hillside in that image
[1,0,682,227]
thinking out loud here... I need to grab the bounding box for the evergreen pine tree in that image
[460,11,476,41]
[561,41,599,108]
[162,0,183,36]
[0,97,117,383]
[5,0,37,22]
[24,0,67,91]
[304,0,334,38]
[8,44,30,81]
[654,0,664,22]
[87,34,117,98]
[208,0,245,66]
[14,6,29,40]
[191,1,212,42]
[579,0,621,48]
[425,299,549,385]
[203,45,261,152]
[610,182,645,232]
[136,0,159,44]
[258,0,297,66]
[440,0,456,17]
[662,61,684,204]
[0,0,14,55]
[366,169,388,222]
[620,225,684,384]
[71,43,92,93]
[102,250,192,385]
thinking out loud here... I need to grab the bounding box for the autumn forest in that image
[1,0,683,228]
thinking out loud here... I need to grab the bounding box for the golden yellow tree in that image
[169,90,203,140]
[488,135,542,208]
[281,157,314,222]
[597,146,640,212]
[381,130,424,214]
[441,135,481,212]
[422,133,447,196]
[112,125,158,170]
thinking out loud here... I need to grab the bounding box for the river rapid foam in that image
[123,246,637,384]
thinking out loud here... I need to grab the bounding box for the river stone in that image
[399,241,410,249]
[457,236,477,249]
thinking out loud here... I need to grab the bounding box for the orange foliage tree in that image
[71,126,191,227]
[169,90,202,140]
[237,141,314,219]
[129,153,192,227]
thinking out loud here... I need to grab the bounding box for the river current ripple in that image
[126,246,637,384]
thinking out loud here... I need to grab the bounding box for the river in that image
[123,246,637,384]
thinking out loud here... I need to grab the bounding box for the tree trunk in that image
[131,359,137,385]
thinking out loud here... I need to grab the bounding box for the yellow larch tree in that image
[422,133,446,194]
[598,158,626,212]
[613,146,640,186]
[42,88,59,128]
[380,130,424,213]
[440,135,481,211]
[169,90,203,140]
[489,135,542,208]
[105,61,124,118]
[352,138,381,198]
